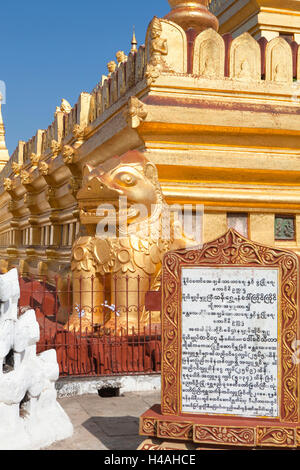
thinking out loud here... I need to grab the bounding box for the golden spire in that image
[131,27,138,53]
[0,94,9,171]
[165,0,218,33]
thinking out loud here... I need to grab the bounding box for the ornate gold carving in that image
[194,425,255,447]
[30,153,41,167]
[3,178,12,192]
[158,421,193,441]
[38,161,49,176]
[116,51,128,64]
[11,162,22,176]
[131,30,138,53]
[141,418,157,436]
[62,145,76,165]
[138,439,183,451]
[107,61,117,76]
[138,441,163,450]
[145,17,171,85]
[125,96,147,129]
[257,427,296,448]
[161,229,299,421]
[60,98,72,114]
[72,124,89,142]
[72,237,98,273]
[20,170,32,186]
[141,417,300,449]
[50,139,61,158]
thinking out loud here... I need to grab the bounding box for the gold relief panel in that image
[138,440,184,451]
[193,425,256,447]
[256,427,296,448]
[72,124,89,143]
[30,153,41,167]
[140,417,157,437]
[62,145,76,165]
[265,37,293,83]
[229,32,261,81]
[20,170,33,186]
[38,161,49,177]
[3,178,12,192]
[125,96,147,129]
[157,421,193,441]
[193,28,225,78]
[145,17,187,85]
[140,418,300,448]
[11,162,22,176]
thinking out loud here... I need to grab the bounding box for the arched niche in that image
[230,32,261,81]
[145,17,187,74]
[193,28,225,78]
[266,37,293,83]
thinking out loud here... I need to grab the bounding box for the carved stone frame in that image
[161,229,300,428]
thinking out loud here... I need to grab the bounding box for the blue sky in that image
[1,0,169,155]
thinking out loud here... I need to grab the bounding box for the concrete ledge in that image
[56,374,161,398]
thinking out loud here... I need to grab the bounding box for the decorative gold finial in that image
[0,93,10,169]
[116,51,128,65]
[131,27,138,53]
[165,0,218,33]
[107,61,117,76]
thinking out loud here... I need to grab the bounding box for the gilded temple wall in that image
[1,8,300,279]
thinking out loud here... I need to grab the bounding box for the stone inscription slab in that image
[181,267,279,418]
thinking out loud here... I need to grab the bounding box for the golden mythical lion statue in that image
[70,150,197,331]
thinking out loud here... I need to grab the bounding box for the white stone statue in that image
[0,268,73,450]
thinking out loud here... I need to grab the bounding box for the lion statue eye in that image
[119,173,136,186]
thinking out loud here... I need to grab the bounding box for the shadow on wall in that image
[82,416,143,450]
